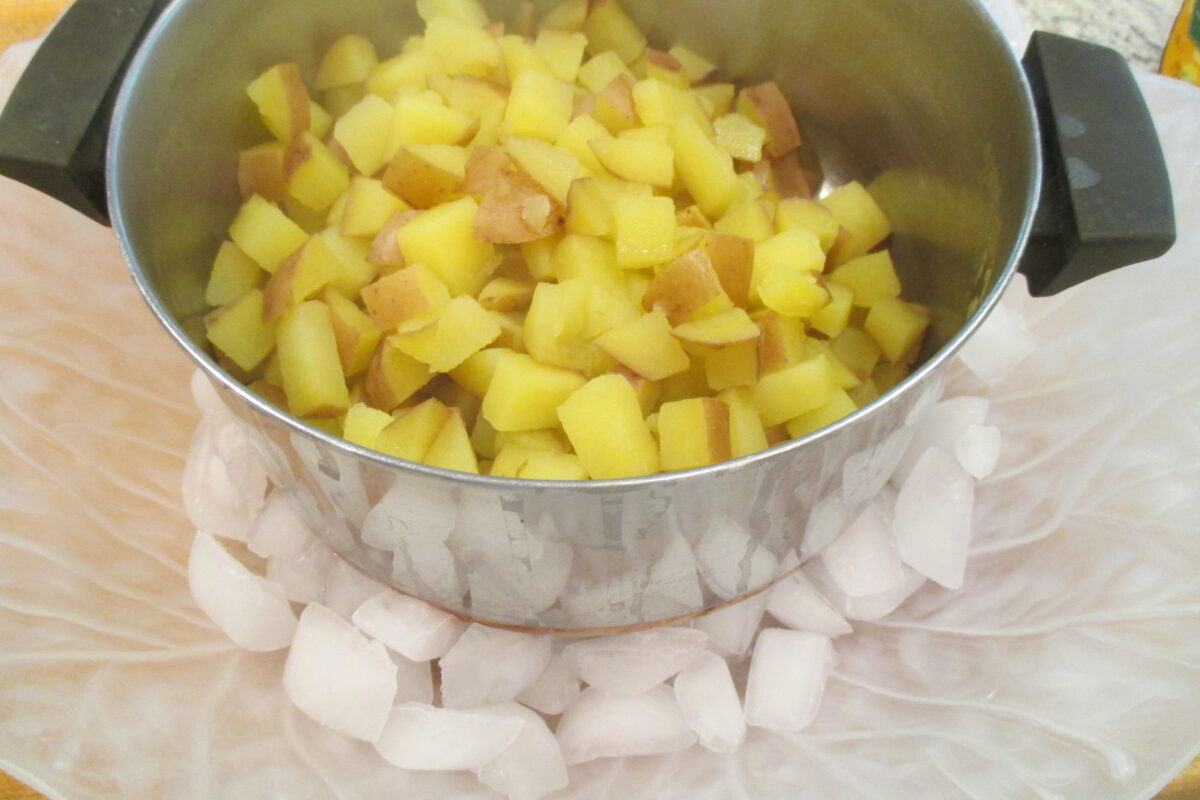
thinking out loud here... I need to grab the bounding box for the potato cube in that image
[320,230,380,296]
[752,355,835,427]
[631,79,709,131]
[342,402,394,449]
[284,132,351,211]
[751,228,825,303]
[610,364,661,415]
[864,298,930,364]
[520,234,561,281]
[517,452,588,480]
[428,73,508,119]
[540,0,587,30]
[672,307,759,347]
[785,388,857,438]
[694,83,735,117]
[552,234,621,287]
[490,444,543,477]
[524,280,615,375]
[809,282,854,338]
[206,289,276,372]
[755,309,807,374]
[658,397,731,472]
[316,35,378,90]
[736,82,801,158]
[423,409,480,473]
[584,0,647,64]
[363,338,433,410]
[830,250,901,307]
[228,195,309,273]
[718,387,770,457]
[642,247,732,324]
[449,347,514,397]
[205,242,264,307]
[713,113,767,162]
[589,138,674,188]
[642,48,689,89]
[555,115,612,177]
[471,412,498,458]
[367,50,445,100]
[505,137,582,205]
[367,210,420,268]
[321,288,382,377]
[705,339,757,390]
[276,301,351,418]
[668,44,716,84]
[238,142,288,203]
[848,378,881,407]
[376,398,452,462]
[339,177,409,238]
[246,63,310,142]
[758,268,829,319]
[705,232,754,309]
[565,175,648,237]
[383,144,467,209]
[829,327,883,382]
[592,75,639,134]
[505,69,575,142]
[483,351,586,431]
[473,168,563,243]
[715,200,774,243]
[395,196,498,296]
[578,51,633,93]
[416,0,489,26]
[331,95,393,176]
[389,92,475,155]
[478,278,534,311]
[805,340,860,390]
[389,295,501,372]
[558,374,659,478]
[594,311,689,381]
[821,181,892,265]
[263,235,343,321]
[774,197,839,251]
[425,17,502,77]
[495,428,568,454]
[498,34,549,83]
[613,195,675,269]
[671,116,739,220]
[532,28,588,82]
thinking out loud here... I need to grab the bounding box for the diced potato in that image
[309,101,333,140]
[657,354,708,403]
[320,230,380,296]
[658,397,731,472]
[424,16,502,77]
[830,250,901,307]
[494,428,568,454]
[668,44,716,84]
[672,307,759,347]
[583,0,647,64]
[754,309,808,374]
[505,69,575,142]
[482,351,586,431]
[285,132,351,211]
[229,195,309,273]
[473,168,563,243]
[864,298,930,364]
[785,387,857,438]
[694,83,735,117]
[207,289,276,372]
[339,177,409,238]
[246,63,310,141]
[555,115,612,177]
[704,339,757,391]
[368,49,445,99]
[540,0,587,30]
[718,387,769,457]
[363,337,433,410]
[642,48,689,89]
[774,197,839,251]
[752,355,835,427]
[322,287,382,376]
[565,175,648,237]
[552,234,622,288]
[367,210,420,268]
[205,242,264,307]
[238,142,288,203]
[594,311,689,381]
[416,0,489,26]
[499,34,549,83]
[758,268,829,319]
[520,234,560,281]
[389,295,500,372]
[423,408,480,472]
[715,200,774,243]
[577,51,633,93]
[705,232,754,309]
[558,374,659,478]
[829,327,883,383]
[713,113,767,162]
[389,92,475,156]
[449,346,514,396]
[376,397,452,461]
[517,452,588,480]
[613,195,676,269]
[317,35,378,90]
[610,364,661,415]
[751,228,825,303]
[588,138,673,188]
[470,413,498,458]
[382,144,467,208]
[632,79,709,131]
[805,339,860,389]
[592,75,639,134]
[505,137,581,205]
[523,280,615,375]
[263,235,347,321]
[533,28,587,82]
[736,82,801,158]
[276,301,351,418]
[671,116,739,219]
[478,277,534,311]
[342,402,394,448]
[490,443,542,477]
[395,197,497,295]
[809,282,854,338]
[429,73,508,119]
[821,181,892,265]
[642,247,732,324]
[331,95,393,176]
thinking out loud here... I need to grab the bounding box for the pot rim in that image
[107,0,1042,493]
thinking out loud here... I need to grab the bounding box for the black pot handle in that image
[1019,31,1176,297]
[0,0,167,226]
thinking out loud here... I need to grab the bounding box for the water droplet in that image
[1066,156,1101,190]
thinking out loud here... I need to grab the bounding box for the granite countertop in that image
[1017,0,1180,70]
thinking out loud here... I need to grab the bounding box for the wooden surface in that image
[0,1,1196,799]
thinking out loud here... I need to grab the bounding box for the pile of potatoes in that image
[203,0,930,480]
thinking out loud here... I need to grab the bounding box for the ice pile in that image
[180,296,1026,799]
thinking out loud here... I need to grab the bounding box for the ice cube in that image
[187,531,297,652]
[955,302,1034,385]
[351,590,467,662]
[805,559,926,621]
[374,703,523,771]
[181,416,267,542]
[440,624,553,709]
[692,593,767,656]
[556,685,697,764]
[562,627,708,694]
[892,396,990,487]
[283,604,397,741]
[640,532,704,621]
[893,447,975,590]
[476,704,570,800]
[819,498,905,597]
[695,518,780,601]
[743,628,835,731]
[766,570,852,637]
[516,653,581,715]
[466,537,574,619]
[266,539,336,604]
[955,423,1002,480]
[673,651,746,753]
[391,537,466,608]
[362,483,457,549]
[392,652,434,705]
[315,558,381,619]
[189,370,229,421]
[247,491,315,560]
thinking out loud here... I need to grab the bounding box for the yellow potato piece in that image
[658,397,731,472]
[277,301,352,418]
[594,311,690,381]
[752,355,835,427]
[558,374,659,479]
[206,289,276,372]
[482,351,586,432]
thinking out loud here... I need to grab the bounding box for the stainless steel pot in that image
[0,0,1174,631]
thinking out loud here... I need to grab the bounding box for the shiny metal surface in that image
[109,0,1040,630]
